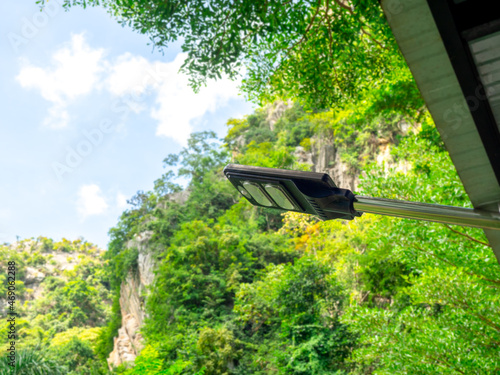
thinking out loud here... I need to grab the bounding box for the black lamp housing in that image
[223,164,360,221]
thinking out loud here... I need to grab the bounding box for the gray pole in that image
[352,196,500,230]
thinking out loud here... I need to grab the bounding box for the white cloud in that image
[106,53,153,96]
[16,34,242,144]
[105,53,153,114]
[116,192,128,210]
[154,61,240,144]
[16,33,104,128]
[105,52,242,145]
[77,184,108,218]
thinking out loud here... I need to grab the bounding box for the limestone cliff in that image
[295,135,359,191]
[266,100,294,131]
[107,231,156,369]
[295,134,397,193]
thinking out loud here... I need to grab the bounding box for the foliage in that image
[50,326,102,350]
[94,291,122,362]
[234,257,356,374]
[338,134,500,374]
[195,327,242,375]
[0,238,112,373]
[51,336,105,375]
[39,0,418,110]
[0,346,67,375]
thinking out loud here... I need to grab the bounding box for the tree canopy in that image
[39,0,420,110]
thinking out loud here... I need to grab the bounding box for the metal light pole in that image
[353,196,500,230]
[224,164,500,231]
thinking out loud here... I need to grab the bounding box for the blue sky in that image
[0,1,254,248]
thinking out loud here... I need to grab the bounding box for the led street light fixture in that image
[224,164,361,221]
[224,164,500,230]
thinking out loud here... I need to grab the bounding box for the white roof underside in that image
[469,31,500,132]
[381,0,500,261]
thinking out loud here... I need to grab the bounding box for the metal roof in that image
[381,0,500,262]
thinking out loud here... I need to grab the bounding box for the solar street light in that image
[224,164,500,230]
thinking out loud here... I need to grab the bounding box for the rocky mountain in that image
[0,237,110,362]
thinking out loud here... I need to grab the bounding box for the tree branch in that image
[333,0,353,14]
[423,353,466,375]
[290,0,322,52]
[412,244,500,286]
[333,0,388,51]
[261,0,322,90]
[360,26,388,51]
[457,297,500,333]
[325,0,334,55]
[443,224,492,248]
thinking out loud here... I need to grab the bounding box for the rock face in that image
[24,267,46,285]
[295,132,401,192]
[107,231,156,370]
[266,100,294,131]
[107,323,138,367]
[312,136,359,191]
[294,134,359,191]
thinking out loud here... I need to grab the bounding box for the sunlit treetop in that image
[39,0,419,110]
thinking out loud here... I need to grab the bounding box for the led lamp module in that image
[242,181,273,207]
[264,184,296,210]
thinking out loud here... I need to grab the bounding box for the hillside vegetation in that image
[0,238,111,374]
[5,99,500,375]
[10,0,500,373]
[101,102,500,373]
